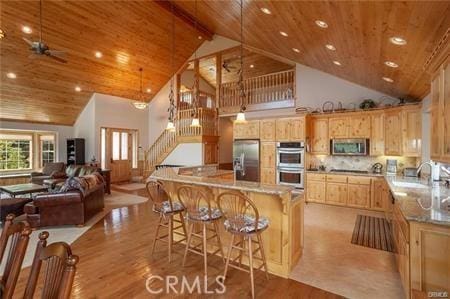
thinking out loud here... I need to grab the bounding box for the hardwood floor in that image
[12,186,342,298]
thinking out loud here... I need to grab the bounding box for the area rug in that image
[112,182,146,191]
[351,214,393,252]
[0,190,148,274]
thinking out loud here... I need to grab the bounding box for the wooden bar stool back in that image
[177,185,225,278]
[146,180,187,262]
[23,232,79,299]
[217,192,270,299]
[0,214,32,299]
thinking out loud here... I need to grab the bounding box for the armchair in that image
[30,162,65,185]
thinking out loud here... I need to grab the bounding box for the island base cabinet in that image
[410,222,450,298]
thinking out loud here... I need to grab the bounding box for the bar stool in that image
[177,185,225,278]
[146,180,187,262]
[217,191,270,299]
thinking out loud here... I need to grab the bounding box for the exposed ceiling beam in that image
[154,0,214,41]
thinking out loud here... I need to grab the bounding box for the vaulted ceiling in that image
[0,0,205,125]
[174,0,450,101]
[1,1,449,125]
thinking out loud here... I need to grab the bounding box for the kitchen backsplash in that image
[308,155,418,173]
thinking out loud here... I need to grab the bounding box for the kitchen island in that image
[150,166,304,278]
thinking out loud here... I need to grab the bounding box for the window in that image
[40,135,55,167]
[112,132,120,160]
[121,132,128,160]
[0,134,32,171]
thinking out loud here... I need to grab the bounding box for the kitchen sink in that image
[391,181,429,189]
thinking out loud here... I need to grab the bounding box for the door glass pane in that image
[112,132,120,160]
[101,128,106,169]
[132,131,137,168]
[121,132,128,160]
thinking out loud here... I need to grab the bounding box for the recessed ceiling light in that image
[146,88,152,93]
[0,29,5,39]
[315,20,328,28]
[333,61,341,66]
[75,86,81,92]
[390,37,407,46]
[279,31,288,37]
[95,51,103,58]
[292,48,300,53]
[6,72,16,79]
[325,44,336,51]
[250,64,254,68]
[260,7,271,15]
[385,61,398,68]
[21,26,32,34]
[382,77,394,83]
[198,35,202,40]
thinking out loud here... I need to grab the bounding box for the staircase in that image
[143,108,218,177]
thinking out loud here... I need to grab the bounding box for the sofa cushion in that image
[60,173,103,196]
[66,165,82,177]
[79,166,101,177]
[42,162,65,176]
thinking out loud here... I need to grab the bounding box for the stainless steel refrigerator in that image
[233,139,260,182]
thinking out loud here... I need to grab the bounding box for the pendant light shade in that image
[133,67,149,110]
[235,111,247,123]
[166,120,176,132]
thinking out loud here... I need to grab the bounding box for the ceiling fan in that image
[222,59,238,73]
[22,0,67,63]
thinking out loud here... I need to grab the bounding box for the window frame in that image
[39,135,56,168]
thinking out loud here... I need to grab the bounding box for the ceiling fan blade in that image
[23,37,34,46]
[45,52,67,63]
[46,50,66,57]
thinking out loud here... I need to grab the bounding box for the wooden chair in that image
[217,192,269,299]
[146,180,187,262]
[177,185,224,278]
[0,214,32,299]
[23,231,79,299]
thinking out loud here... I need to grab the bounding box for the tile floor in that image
[290,203,404,299]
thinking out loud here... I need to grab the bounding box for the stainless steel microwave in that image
[331,138,369,156]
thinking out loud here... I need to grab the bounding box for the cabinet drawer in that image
[393,203,409,243]
[307,173,326,181]
[326,175,348,183]
[348,176,371,185]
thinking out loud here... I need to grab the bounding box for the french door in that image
[103,128,133,183]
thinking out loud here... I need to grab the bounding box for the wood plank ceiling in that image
[0,0,205,125]
[173,0,450,101]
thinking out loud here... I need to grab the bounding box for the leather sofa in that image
[43,165,102,188]
[24,178,105,228]
[30,162,66,185]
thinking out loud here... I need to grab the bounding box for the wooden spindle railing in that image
[178,91,216,110]
[219,69,295,109]
[143,108,218,175]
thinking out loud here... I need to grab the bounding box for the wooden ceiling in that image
[0,0,205,125]
[173,0,450,100]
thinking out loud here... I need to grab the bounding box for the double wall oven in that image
[276,142,305,189]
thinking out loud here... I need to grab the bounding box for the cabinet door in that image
[306,180,326,203]
[385,110,402,156]
[276,119,290,141]
[260,168,276,184]
[430,73,441,159]
[347,183,371,208]
[234,121,260,139]
[290,117,305,141]
[326,183,347,206]
[402,107,422,157]
[260,142,276,168]
[371,178,386,211]
[442,61,450,162]
[370,112,385,156]
[310,118,329,154]
[203,142,218,164]
[260,119,276,141]
[350,115,371,138]
[329,117,348,138]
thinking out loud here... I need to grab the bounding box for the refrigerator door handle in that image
[240,153,245,176]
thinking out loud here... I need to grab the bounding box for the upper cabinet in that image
[260,119,276,141]
[402,106,422,157]
[384,109,403,156]
[310,117,329,154]
[276,117,305,141]
[370,112,385,156]
[443,61,450,161]
[328,114,370,139]
[233,120,260,139]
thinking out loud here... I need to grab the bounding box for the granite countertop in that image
[305,169,385,177]
[150,168,294,196]
[385,176,450,227]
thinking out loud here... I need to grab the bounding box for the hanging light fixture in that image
[235,0,247,124]
[190,0,201,128]
[133,68,149,110]
[166,3,177,132]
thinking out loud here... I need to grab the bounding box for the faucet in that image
[417,161,433,184]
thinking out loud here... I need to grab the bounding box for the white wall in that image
[421,94,431,164]
[181,70,215,94]
[0,120,74,163]
[73,95,96,161]
[162,143,203,166]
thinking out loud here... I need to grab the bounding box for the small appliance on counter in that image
[403,167,418,177]
[386,159,397,175]
[371,163,383,174]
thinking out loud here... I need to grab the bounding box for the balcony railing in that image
[219,69,295,111]
[179,91,216,110]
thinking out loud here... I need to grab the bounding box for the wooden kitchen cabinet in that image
[306,173,326,203]
[260,168,276,184]
[260,119,276,141]
[371,178,388,211]
[203,142,218,164]
[326,183,347,206]
[276,117,305,141]
[234,120,260,139]
[402,106,422,157]
[347,176,371,209]
[349,115,371,138]
[384,109,402,156]
[392,203,410,299]
[328,117,348,138]
[442,61,450,162]
[260,142,276,168]
[276,118,290,141]
[431,72,441,160]
[370,112,385,156]
[310,117,329,154]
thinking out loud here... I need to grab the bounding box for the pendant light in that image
[190,0,201,128]
[166,3,176,132]
[133,68,149,110]
[235,0,247,124]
